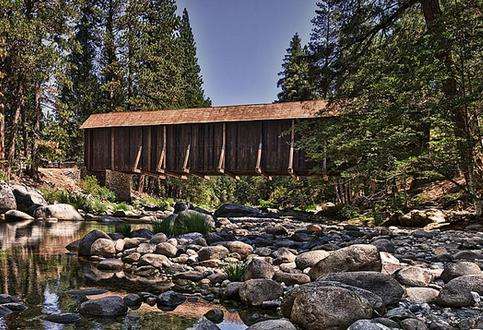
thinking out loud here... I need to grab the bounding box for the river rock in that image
[247,319,297,330]
[97,258,124,271]
[124,293,142,309]
[0,183,16,213]
[395,266,433,287]
[405,287,440,303]
[78,230,111,256]
[11,184,47,214]
[157,291,186,311]
[243,258,274,280]
[440,261,481,283]
[309,244,381,280]
[187,317,220,330]
[283,284,372,330]
[150,233,168,244]
[90,238,116,257]
[273,247,296,264]
[79,296,127,317]
[314,281,384,310]
[155,242,178,257]
[274,271,311,285]
[140,253,172,268]
[198,245,229,261]
[204,308,224,324]
[214,204,262,218]
[239,279,283,306]
[34,203,84,221]
[224,241,253,258]
[295,250,330,270]
[43,313,81,324]
[348,319,391,330]
[4,210,34,222]
[438,274,483,307]
[322,271,404,306]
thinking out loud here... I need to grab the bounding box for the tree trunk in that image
[420,0,481,203]
[7,83,24,164]
[30,82,41,177]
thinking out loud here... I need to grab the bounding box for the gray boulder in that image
[160,210,214,235]
[214,203,262,218]
[394,266,433,287]
[295,250,330,270]
[239,279,283,306]
[79,296,127,317]
[11,185,47,214]
[78,230,111,256]
[440,261,481,283]
[124,293,142,309]
[348,319,391,330]
[43,313,81,324]
[4,210,34,222]
[438,274,483,307]
[157,290,186,311]
[274,271,311,285]
[322,271,404,306]
[198,245,229,261]
[187,317,220,330]
[0,183,16,213]
[283,284,372,330]
[244,258,274,280]
[309,244,381,280]
[247,319,297,330]
[90,238,116,257]
[34,204,83,221]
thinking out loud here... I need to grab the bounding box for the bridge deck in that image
[81,100,333,179]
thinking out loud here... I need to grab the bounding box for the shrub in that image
[80,176,116,202]
[113,202,132,212]
[223,262,247,281]
[118,224,132,238]
[133,195,173,210]
[155,211,213,236]
[0,170,7,182]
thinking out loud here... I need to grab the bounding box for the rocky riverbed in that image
[52,203,482,330]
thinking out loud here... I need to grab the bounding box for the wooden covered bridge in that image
[80,100,333,180]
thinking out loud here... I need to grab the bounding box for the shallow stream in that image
[0,221,249,329]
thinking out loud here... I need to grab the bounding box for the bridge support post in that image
[105,169,132,202]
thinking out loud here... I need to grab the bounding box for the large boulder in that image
[198,245,229,261]
[139,253,172,268]
[274,271,311,286]
[79,296,127,317]
[386,209,446,228]
[247,319,297,330]
[214,204,262,218]
[239,279,283,306]
[440,262,481,283]
[224,241,253,258]
[394,266,433,287]
[157,291,186,311]
[4,210,34,222]
[282,284,372,330]
[90,238,116,257]
[155,242,177,257]
[34,204,84,221]
[405,287,440,303]
[78,230,111,256]
[11,185,47,214]
[309,244,381,280]
[322,271,404,306]
[437,274,483,307]
[244,258,275,280]
[0,183,16,213]
[295,250,330,270]
[187,317,220,330]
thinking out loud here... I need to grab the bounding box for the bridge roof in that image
[80,100,333,129]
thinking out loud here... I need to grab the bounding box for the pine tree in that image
[59,0,101,159]
[179,9,210,108]
[277,33,314,102]
[133,0,184,109]
[100,0,124,112]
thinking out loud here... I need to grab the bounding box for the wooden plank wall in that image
[85,119,318,176]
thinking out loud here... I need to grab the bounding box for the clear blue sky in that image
[176,0,316,106]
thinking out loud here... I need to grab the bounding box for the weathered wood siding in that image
[84,119,319,176]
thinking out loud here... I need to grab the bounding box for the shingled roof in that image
[80,100,333,129]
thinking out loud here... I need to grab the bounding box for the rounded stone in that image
[90,238,116,257]
[239,279,283,306]
[440,261,481,283]
[295,250,330,270]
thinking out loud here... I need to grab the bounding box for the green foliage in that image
[80,176,116,202]
[336,204,359,220]
[133,195,174,211]
[40,186,112,215]
[113,202,132,212]
[0,170,7,182]
[155,212,212,237]
[118,224,132,238]
[223,262,247,282]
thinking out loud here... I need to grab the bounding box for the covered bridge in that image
[80,100,334,180]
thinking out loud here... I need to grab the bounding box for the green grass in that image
[154,212,213,236]
[118,224,132,237]
[80,175,116,202]
[223,262,247,281]
[133,195,174,210]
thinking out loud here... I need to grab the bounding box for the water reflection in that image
[0,221,248,329]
